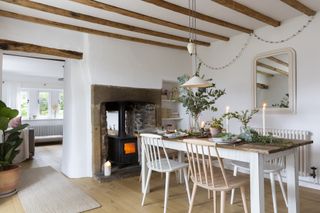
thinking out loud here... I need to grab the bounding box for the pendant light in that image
[182,0,210,88]
[181,74,211,88]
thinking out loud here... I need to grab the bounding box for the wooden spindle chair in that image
[141,134,190,213]
[183,138,249,213]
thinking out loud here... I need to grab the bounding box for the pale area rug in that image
[18,166,100,213]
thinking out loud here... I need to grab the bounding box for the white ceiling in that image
[0,0,319,47]
[3,54,65,78]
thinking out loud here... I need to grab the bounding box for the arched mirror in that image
[253,48,296,112]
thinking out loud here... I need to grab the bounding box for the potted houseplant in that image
[0,101,28,197]
[210,117,223,136]
[177,63,226,133]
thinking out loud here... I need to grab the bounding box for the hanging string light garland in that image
[197,34,252,71]
[253,15,315,44]
[196,15,315,71]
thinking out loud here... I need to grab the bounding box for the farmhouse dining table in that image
[140,137,312,213]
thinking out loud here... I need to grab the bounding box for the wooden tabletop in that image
[164,137,313,155]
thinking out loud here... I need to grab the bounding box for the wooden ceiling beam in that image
[280,0,316,16]
[142,0,253,34]
[0,39,83,59]
[71,0,229,41]
[212,0,280,27]
[0,10,186,51]
[257,83,269,89]
[257,70,274,77]
[2,0,210,46]
[257,62,288,76]
[267,56,289,67]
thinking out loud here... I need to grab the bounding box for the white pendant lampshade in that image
[187,42,196,55]
[181,75,211,88]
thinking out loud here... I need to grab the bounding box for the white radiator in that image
[252,128,311,176]
[31,125,63,137]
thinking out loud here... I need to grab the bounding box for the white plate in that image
[209,138,241,144]
[164,132,188,139]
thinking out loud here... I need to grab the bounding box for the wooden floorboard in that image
[1,145,320,212]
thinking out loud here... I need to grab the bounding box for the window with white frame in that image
[38,91,50,118]
[58,92,64,118]
[17,89,63,120]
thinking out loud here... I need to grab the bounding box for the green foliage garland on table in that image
[240,128,292,147]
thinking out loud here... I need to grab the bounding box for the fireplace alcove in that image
[91,85,161,177]
[106,101,157,166]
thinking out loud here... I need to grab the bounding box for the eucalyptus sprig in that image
[224,109,259,128]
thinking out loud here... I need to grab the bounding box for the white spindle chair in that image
[141,134,190,213]
[184,138,249,213]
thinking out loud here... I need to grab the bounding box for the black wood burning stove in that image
[106,102,138,165]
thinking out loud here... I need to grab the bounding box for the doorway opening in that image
[2,53,65,170]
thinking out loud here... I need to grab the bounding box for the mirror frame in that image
[253,48,296,113]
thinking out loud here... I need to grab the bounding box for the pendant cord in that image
[188,0,191,42]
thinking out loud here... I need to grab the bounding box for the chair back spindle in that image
[140,133,172,171]
[184,139,229,189]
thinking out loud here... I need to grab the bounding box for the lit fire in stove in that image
[124,143,136,154]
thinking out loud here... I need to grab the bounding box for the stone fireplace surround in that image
[91,85,161,175]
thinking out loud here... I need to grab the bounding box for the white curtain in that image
[2,81,21,109]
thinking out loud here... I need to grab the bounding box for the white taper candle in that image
[262,103,267,136]
[226,106,230,133]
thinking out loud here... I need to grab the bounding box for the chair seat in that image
[192,167,248,191]
[231,160,284,173]
[147,158,188,172]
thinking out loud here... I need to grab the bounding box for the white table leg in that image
[250,153,265,213]
[178,151,185,184]
[286,148,299,213]
[141,143,149,193]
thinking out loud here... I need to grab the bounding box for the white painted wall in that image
[87,35,190,89]
[198,14,320,172]
[0,17,191,177]
[62,59,92,177]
